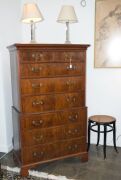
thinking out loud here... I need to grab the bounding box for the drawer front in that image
[22,94,54,113]
[21,107,87,130]
[20,63,84,78]
[21,92,85,113]
[19,50,53,63]
[59,138,86,157]
[20,76,85,95]
[22,123,83,146]
[55,92,85,110]
[22,138,85,164]
[19,50,85,63]
[54,51,85,62]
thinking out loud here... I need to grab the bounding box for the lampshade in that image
[21,3,44,23]
[57,5,78,23]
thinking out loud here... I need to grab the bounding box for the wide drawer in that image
[21,92,85,113]
[22,123,83,146]
[22,137,86,164]
[20,62,85,78]
[20,76,85,95]
[19,50,85,63]
[21,107,87,130]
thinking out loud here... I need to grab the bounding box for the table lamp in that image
[21,3,44,43]
[57,5,78,44]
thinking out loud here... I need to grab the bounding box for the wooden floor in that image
[0,145,121,180]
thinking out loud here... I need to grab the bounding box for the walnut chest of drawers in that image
[8,44,90,176]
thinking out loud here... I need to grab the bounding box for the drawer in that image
[22,137,86,164]
[55,92,85,110]
[20,62,84,78]
[19,50,85,63]
[22,123,83,146]
[20,76,85,95]
[21,92,85,113]
[21,107,87,130]
[22,143,54,164]
[59,138,86,157]
[19,50,53,63]
[21,94,54,113]
[54,51,85,62]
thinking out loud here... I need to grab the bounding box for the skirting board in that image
[0,143,13,153]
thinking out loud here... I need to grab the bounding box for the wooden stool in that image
[87,115,118,159]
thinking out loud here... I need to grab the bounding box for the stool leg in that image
[87,120,91,151]
[96,124,100,146]
[103,125,107,159]
[113,122,118,153]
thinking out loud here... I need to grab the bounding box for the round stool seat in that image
[89,115,116,124]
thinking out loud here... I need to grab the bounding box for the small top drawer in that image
[54,51,85,62]
[19,50,53,63]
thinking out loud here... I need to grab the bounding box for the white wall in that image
[1,0,121,153]
[0,0,22,152]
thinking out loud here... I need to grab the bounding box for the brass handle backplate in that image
[32,83,43,88]
[32,100,44,106]
[32,120,43,126]
[31,67,42,73]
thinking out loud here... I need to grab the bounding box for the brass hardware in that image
[33,152,37,157]
[74,144,78,149]
[33,135,43,141]
[31,67,42,73]
[66,96,76,103]
[68,145,72,150]
[72,97,76,102]
[65,55,71,61]
[66,80,74,86]
[32,53,43,61]
[33,151,44,157]
[68,114,78,121]
[32,83,42,88]
[32,100,44,106]
[32,120,43,126]
[68,130,72,134]
[74,129,78,133]
[66,65,76,70]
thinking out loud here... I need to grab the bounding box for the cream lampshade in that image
[21,3,44,43]
[57,5,78,44]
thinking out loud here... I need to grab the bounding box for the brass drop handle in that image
[33,135,43,141]
[68,114,78,121]
[32,120,43,126]
[68,144,78,151]
[66,80,74,86]
[67,64,76,70]
[66,96,76,103]
[32,53,43,60]
[68,130,72,134]
[32,100,44,106]
[33,152,37,157]
[31,67,42,73]
[68,145,72,150]
[32,83,43,88]
[74,129,78,133]
[33,151,44,157]
[74,144,78,149]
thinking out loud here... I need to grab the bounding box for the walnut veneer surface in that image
[8,44,90,176]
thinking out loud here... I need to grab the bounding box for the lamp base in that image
[65,40,71,44]
[30,40,37,44]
